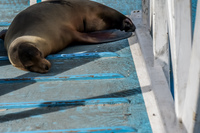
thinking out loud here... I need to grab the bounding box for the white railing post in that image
[182,1,200,132]
[30,0,37,5]
[152,0,169,83]
[142,0,151,30]
[166,0,192,119]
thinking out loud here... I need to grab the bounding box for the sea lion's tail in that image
[0,29,7,40]
[75,29,133,44]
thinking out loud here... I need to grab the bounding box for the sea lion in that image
[4,0,136,73]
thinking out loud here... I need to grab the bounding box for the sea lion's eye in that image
[39,52,43,57]
[26,66,33,70]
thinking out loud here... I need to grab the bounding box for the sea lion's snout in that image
[122,18,136,32]
[24,56,51,74]
[39,59,51,73]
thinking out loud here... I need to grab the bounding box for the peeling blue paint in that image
[0,22,11,27]
[46,52,119,60]
[0,52,118,61]
[0,73,124,84]
[9,126,137,133]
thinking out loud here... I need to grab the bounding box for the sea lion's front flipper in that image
[76,29,133,44]
[0,29,8,40]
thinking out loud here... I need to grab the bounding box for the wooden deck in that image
[0,0,152,132]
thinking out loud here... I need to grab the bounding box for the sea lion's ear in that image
[18,44,35,60]
[122,18,136,32]
[18,43,38,67]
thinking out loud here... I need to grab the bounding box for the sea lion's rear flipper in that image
[76,29,133,44]
[0,29,8,40]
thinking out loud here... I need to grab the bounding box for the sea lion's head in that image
[17,43,51,73]
[121,18,136,32]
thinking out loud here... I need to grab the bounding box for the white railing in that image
[182,1,200,132]
[144,0,199,132]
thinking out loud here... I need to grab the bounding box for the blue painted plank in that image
[47,52,119,59]
[9,126,136,133]
[0,52,118,61]
[0,56,8,61]
[0,22,11,27]
[0,73,124,84]
[0,98,129,109]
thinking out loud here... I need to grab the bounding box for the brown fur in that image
[4,0,136,73]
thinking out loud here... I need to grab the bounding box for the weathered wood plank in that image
[0,79,140,103]
[0,73,124,84]
[0,56,136,78]
[0,98,130,109]
[0,104,130,131]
